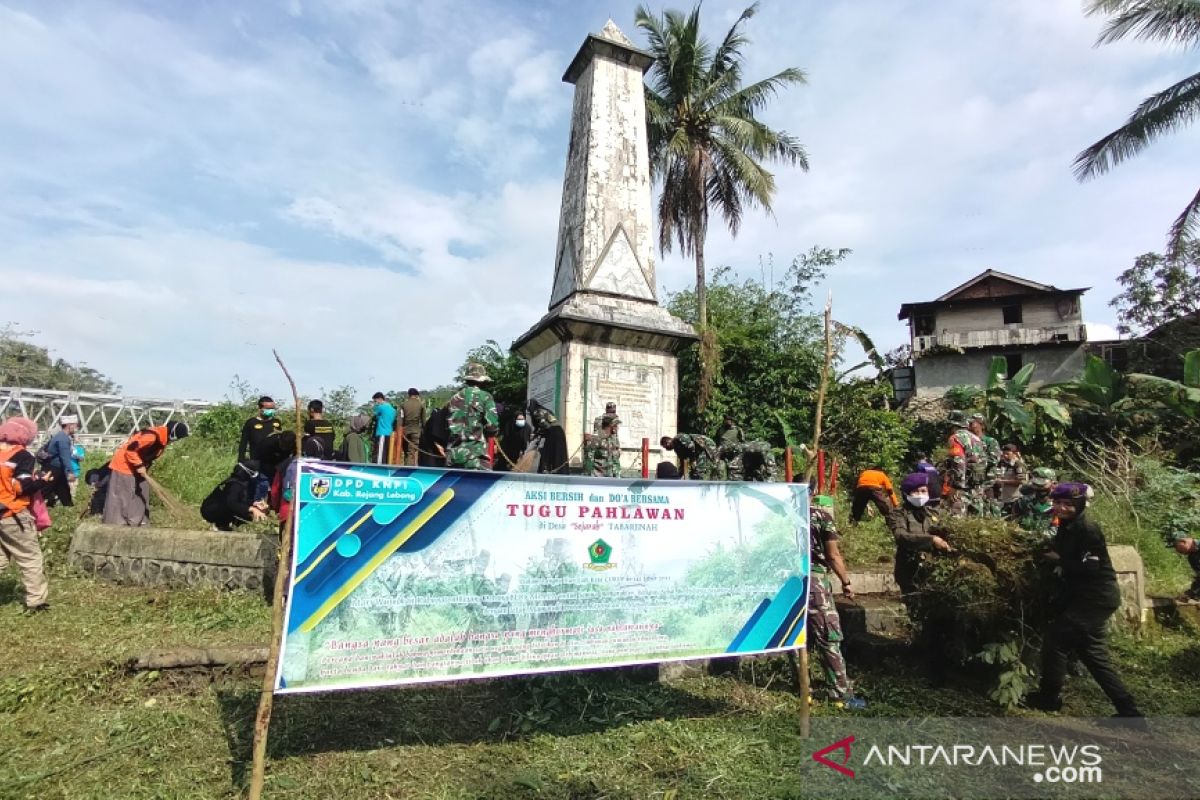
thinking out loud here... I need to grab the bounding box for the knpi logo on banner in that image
[302,473,424,505]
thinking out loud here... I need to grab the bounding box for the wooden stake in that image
[641,438,650,478]
[799,649,811,738]
[247,350,302,800]
[784,447,794,483]
[806,294,834,482]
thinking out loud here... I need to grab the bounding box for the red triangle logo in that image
[812,736,856,778]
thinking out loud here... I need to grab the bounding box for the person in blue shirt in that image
[42,414,80,507]
[372,392,397,464]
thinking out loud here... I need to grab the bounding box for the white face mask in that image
[906,494,929,507]
[515,420,526,428]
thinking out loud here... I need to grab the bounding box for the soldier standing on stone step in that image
[809,495,866,709]
[446,363,500,471]
[586,415,622,478]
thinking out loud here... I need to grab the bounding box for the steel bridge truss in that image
[0,386,213,449]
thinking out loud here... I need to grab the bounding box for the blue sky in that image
[1,0,1194,401]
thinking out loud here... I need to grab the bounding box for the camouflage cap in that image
[970,413,986,425]
[947,410,970,426]
[463,363,491,382]
[1029,467,1056,488]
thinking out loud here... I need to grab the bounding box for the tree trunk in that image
[806,295,834,482]
[695,244,707,330]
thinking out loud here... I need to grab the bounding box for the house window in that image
[1004,353,1023,378]
[1002,304,1023,324]
[914,314,935,336]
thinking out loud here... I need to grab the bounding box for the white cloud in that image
[0,0,1193,401]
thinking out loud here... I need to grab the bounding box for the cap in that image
[1049,482,1089,500]
[970,413,986,424]
[60,414,80,425]
[464,363,492,382]
[900,472,929,494]
[947,410,970,426]
[1029,467,1056,488]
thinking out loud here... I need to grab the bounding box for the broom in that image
[143,473,189,518]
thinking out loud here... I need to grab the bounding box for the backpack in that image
[0,444,32,517]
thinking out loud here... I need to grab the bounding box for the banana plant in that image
[1125,350,1200,419]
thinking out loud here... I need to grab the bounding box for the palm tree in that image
[1074,0,1200,257]
[635,2,808,407]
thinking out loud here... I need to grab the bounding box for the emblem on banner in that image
[310,478,331,500]
[585,538,615,571]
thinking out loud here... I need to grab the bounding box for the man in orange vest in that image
[850,465,899,523]
[102,421,189,527]
[0,416,52,611]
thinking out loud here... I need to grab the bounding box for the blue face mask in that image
[261,408,276,418]
[515,420,526,428]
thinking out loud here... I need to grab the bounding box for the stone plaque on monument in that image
[512,20,696,472]
[585,359,662,447]
[529,360,561,416]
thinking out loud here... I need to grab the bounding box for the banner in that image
[275,461,810,694]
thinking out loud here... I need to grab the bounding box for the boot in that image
[1021,691,1062,712]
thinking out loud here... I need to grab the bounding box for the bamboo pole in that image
[784,447,810,737]
[805,294,834,482]
[641,438,650,478]
[247,350,302,800]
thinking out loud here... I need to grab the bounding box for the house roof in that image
[898,269,1089,320]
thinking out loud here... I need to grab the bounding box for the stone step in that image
[836,596,908,638]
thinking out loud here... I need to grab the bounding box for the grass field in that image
[2,443,1198,798]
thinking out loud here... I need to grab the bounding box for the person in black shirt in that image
[418,405,450,468]
[201,460,266,531]
[304,399,336,458]
[239,396,282,501]
[1025,482,1142,718]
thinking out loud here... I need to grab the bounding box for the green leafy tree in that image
[946,357,1072,459]
[822,379,914,485]
[0,326,118,392]
[636,2,809,408]
[1075,0,1200,256]
[458,340,527,410]
[1110,242,1200,335]
[667,259,824,443]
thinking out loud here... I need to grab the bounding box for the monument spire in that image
[513,21,696,473]
[549,20,657,309]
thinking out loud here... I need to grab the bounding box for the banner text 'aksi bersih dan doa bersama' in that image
[274,461,810,694]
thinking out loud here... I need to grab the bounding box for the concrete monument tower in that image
[513,20,697,471]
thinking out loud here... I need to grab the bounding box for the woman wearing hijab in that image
[0,416,51,611]
[528,400,569,475]
[887,472,955,683]
[494,410,531,472]
[201,460,268,531]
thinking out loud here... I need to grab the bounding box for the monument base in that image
[515,294,696,473]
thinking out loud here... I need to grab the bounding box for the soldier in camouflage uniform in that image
[809,495,866,709]
[943,410,988,517]
[1010,467,1056,535]
[716,414,745,449]
[446,363,500,470]
[586,415,622,478]
[970,414,1001,475]
[661,433,720,480]
[720,440,777,482]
